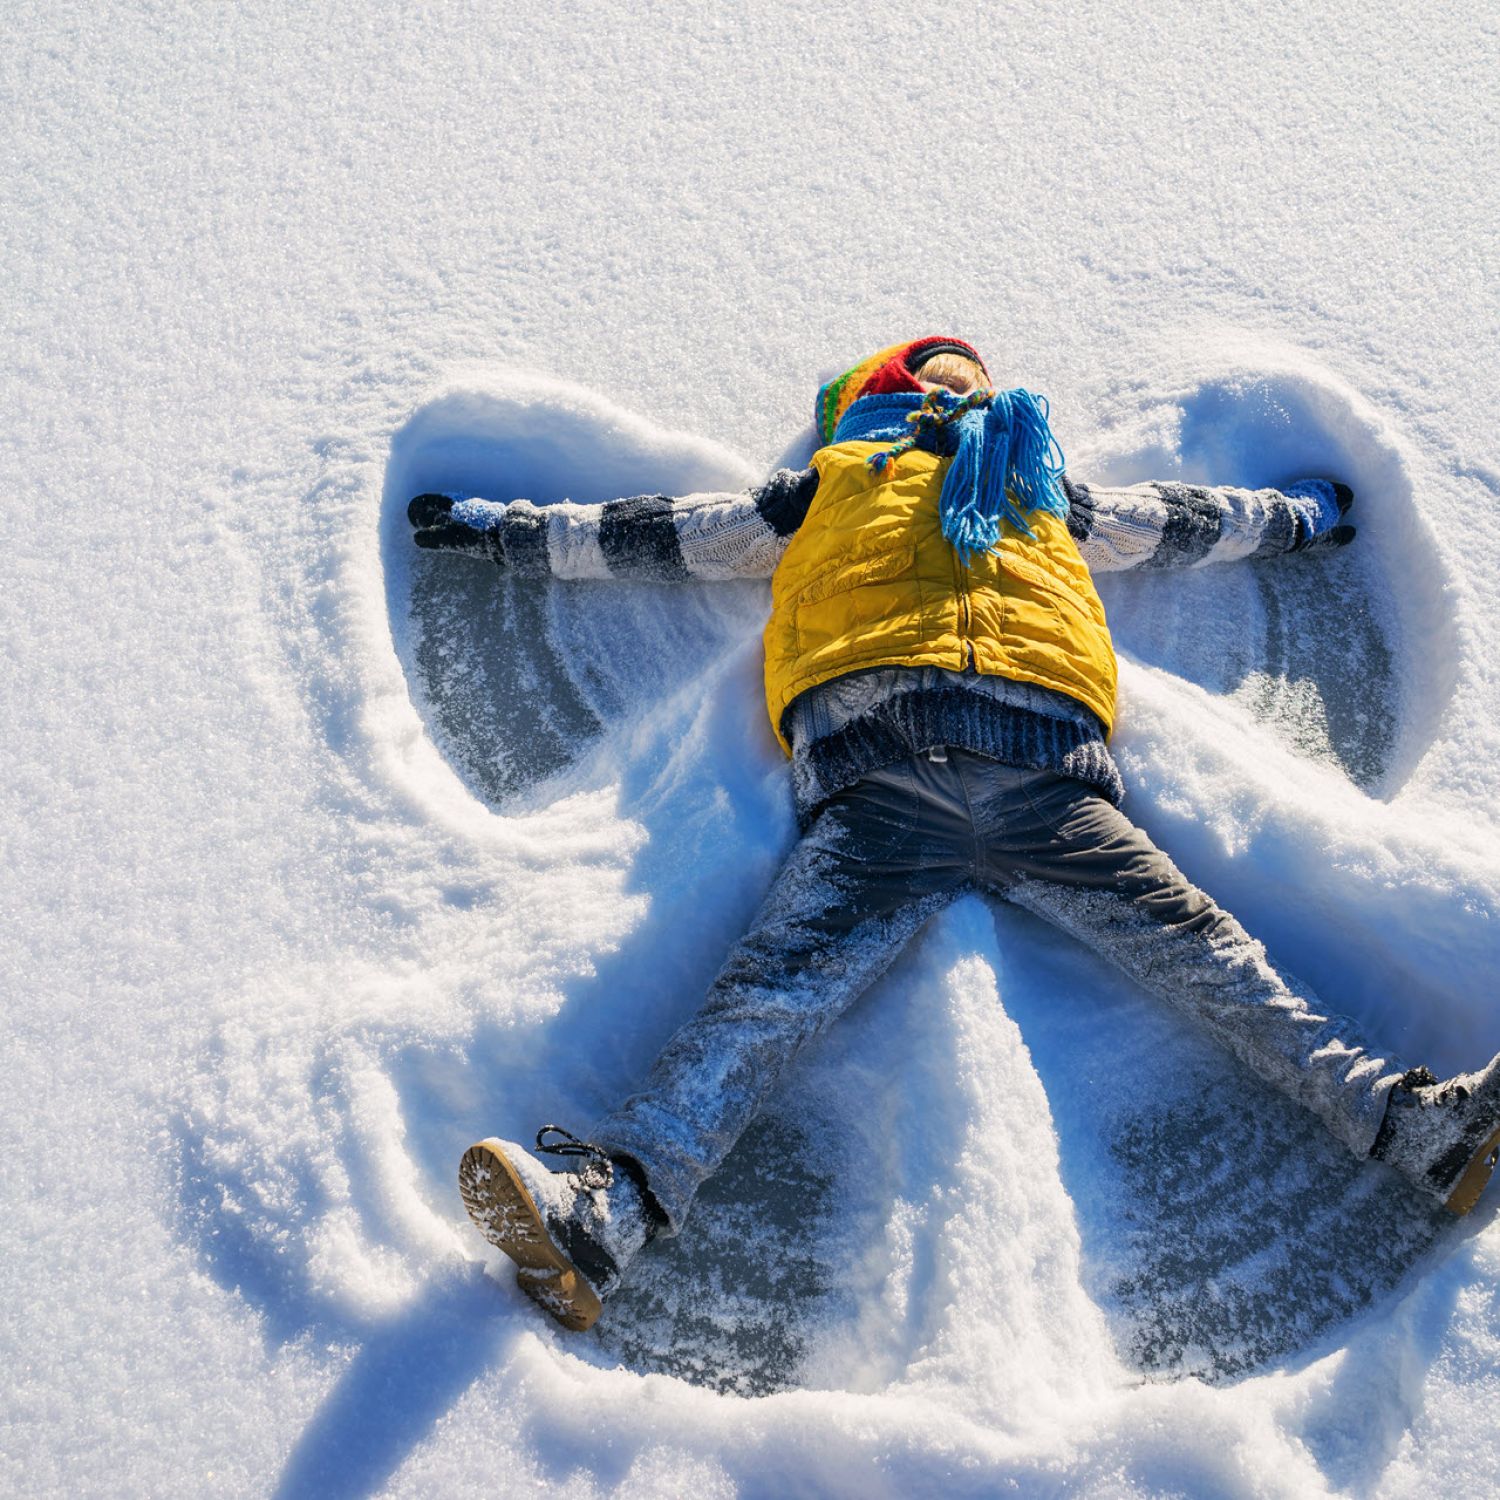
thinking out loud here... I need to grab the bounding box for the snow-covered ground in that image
[5,3,1500,1494]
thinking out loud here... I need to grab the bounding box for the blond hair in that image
[913,351,989,395]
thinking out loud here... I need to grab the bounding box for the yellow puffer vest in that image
[763,441,1117,754]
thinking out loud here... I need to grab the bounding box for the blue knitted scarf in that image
[832,388,1067,563]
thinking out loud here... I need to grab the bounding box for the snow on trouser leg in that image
[992,775,1405,1161]
[590,760,968,1234]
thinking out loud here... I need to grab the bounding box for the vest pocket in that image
[795,543,917,608]
[1000,549,1107,628]
[793,544,920,657]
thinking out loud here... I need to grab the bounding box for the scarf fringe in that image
[834,389,1066,565]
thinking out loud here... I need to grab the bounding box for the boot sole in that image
[458,1139,603,1332]
[1444,1126,1500,1217]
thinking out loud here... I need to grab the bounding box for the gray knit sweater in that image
[783,666,1121,823]
[456,466,1335,820]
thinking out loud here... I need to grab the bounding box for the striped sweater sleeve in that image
[1062,475,1314,572]
[486,467,816,582]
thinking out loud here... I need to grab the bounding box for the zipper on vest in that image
[954,547,975,667]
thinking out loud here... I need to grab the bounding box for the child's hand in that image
[1285,479,1356,551]
[407,493,508,565]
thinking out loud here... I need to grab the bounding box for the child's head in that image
[911,350,988,397]
[816,337,992,443]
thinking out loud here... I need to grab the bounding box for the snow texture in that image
[4,2,1500,1496]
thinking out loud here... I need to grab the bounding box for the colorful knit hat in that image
[815,336,991,445]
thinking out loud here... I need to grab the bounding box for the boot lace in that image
[535,1125,615,1190]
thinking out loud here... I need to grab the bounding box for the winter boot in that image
[1370,1053,1500,1215]
[458,1126,655,1331]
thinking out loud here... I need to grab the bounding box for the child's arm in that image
[1063,476,1355,573]
[408,468,817,582]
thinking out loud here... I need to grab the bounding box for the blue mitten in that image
[1284,479,1355,551]
[408,493,509,564]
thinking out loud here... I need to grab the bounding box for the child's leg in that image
[965,758,1404,1158]
[591,758,971,1233]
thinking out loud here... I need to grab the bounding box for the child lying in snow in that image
[410,337,1500,1332]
